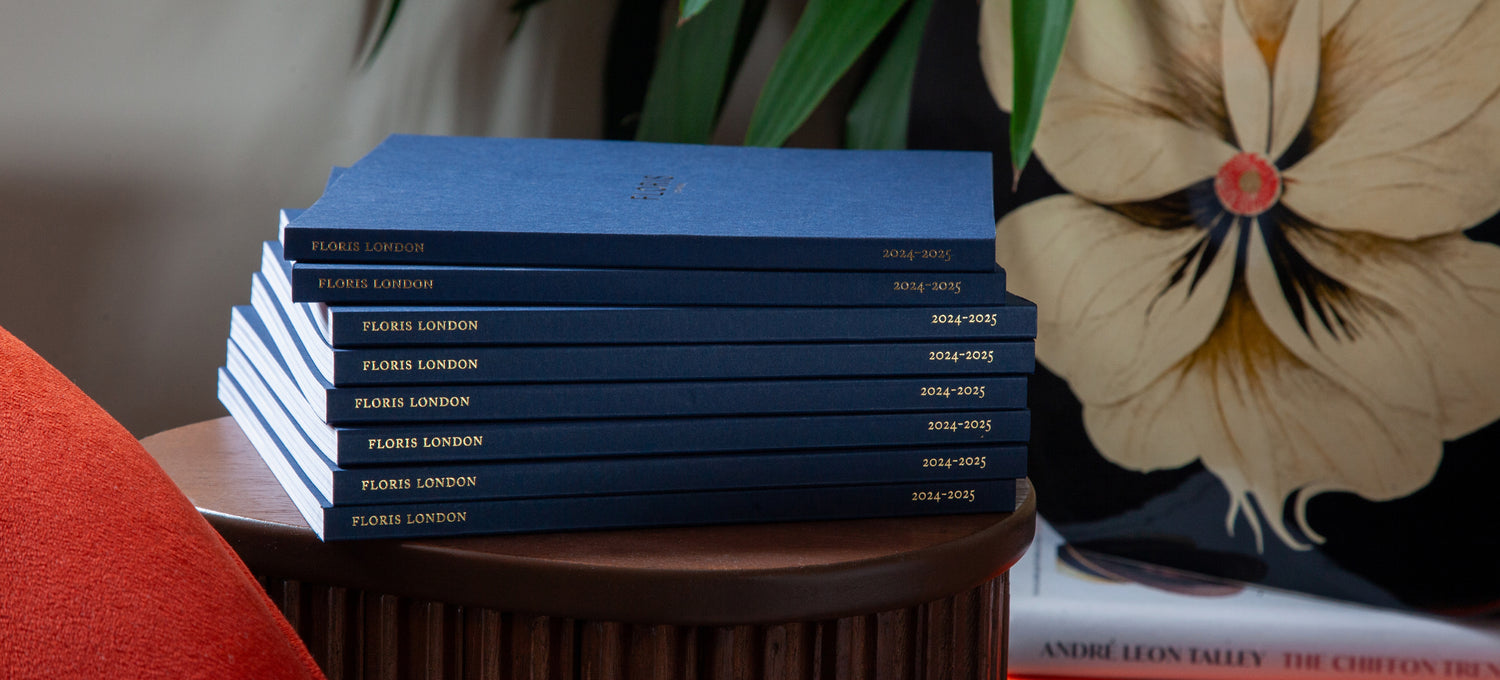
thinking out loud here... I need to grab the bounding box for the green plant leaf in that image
[1010,0,1073,188]
[744,0,908,148]
[362,0,405,69]
[363,0,552,68]
[679,0,716,24]
[721,0,769,112]
[844,0,933,150]
[603,0,668,140]
[637,0,745,144]
[508,0,550,40]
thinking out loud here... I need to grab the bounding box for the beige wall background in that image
[0,1,614,436]
[0,0,819,438]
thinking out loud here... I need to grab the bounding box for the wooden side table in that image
[142,417,1035,680]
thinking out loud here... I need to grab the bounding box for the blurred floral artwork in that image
[978,0,1500,551]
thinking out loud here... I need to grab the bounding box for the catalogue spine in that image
[283,228,998,272]
[327,304,1038,347]
[329,445,1026,505]
[320,375,1028,425]
[325,340,1035,385]
[222,355,1030,506]
[288,262,1006,307]
[332,411,1031,465]
[321,479,1019,540]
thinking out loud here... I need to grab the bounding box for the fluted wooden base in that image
[260,574,1008,680]
[143,419,1033,680]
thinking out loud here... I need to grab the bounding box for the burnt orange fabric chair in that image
[0,324,324,679]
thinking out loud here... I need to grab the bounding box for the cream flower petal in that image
[1085,289,1443,551]
[1242,221,1436,419]
[1268,0,1321,160]
[1320,0,1354,34]
[996,195,1236,405]
[1283,1,1500,238]
[1274,228,1500,439]
[1221,0,1271,153]
[1235,0,1296,44]
[1282,93,1500,239]
[979,0,1239,203]
[1306,0,1482,144]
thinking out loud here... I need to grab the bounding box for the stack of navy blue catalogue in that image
[217,134,1036,541]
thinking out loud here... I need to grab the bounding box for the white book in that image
[1008,519,1500,679]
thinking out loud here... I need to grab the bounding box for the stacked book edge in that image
[218,134,1036,541]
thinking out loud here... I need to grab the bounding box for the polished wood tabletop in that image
[143,416,1035,627]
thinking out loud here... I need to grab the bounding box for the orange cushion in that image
[0,325,324,679]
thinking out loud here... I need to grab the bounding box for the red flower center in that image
[1215,152,1281,216]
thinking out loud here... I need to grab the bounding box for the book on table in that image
[245,241,1033,464]
[1007,518,1500,680]
[280,135,997,272]
[262,240,1038,348]
[286,258,1006,307]
[287,408,1030,468]
[229,304,1029,425]
[218,365,1023,541]
[219,349,1027,506]
[228,291,1029,463]
[248,272,1035,386]
[217,134,1033,540]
